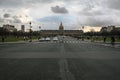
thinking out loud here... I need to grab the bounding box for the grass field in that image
[0,36,38,42]
[84,36,120,42]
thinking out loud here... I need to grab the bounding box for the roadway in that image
[0,36,120,80]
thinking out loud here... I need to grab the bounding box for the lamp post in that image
[29,21,32,42]
[38,26,41,40]
[82,26,84,41]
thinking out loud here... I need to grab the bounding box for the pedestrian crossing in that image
[36,41,120,48]
[38,40,88,44]
[63,41,82,43]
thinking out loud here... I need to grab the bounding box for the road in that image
[0,36,120,80]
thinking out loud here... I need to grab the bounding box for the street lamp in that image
[39,26,41,31]
[82,26,84,41]
[29,21,32,42]
[38,26,41,40]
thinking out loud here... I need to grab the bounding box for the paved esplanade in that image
[0,36,120,80]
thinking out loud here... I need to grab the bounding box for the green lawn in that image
[84,36,120,42]
[0,36,38,42]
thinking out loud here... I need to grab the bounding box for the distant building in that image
[100,25,120,33]
[21,25,25,32]
[59,22,64,30]
[25,29,33,32]
[115,27,120,31]
[59,22,64,35]
[100,27,107,32]
[3,24,17,32]
[41,22,83,37]
[107,25,115,32]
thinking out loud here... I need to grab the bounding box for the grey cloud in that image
[7,19,13,23]
[13,18,22,23]
[13,17,22,23]
[77,0,120,27]
[0,18,21,23]
[3,13,11,18]
[26,0,54,4]
[105,0,120,10]
[0,18,4,23]
[0,0,54,8]
[3,19,13,23]
[84,17,115,26]
[82,0,95,11]
[79,10,105,17]
[12,15,21,19]
[0,15,22,23]
[51,6,68,14]
[79,0,106,15]
[0,0,24,8]
[1,0,120,27]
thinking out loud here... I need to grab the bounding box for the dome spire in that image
[59,22,64,30]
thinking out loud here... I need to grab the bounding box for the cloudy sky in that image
[0,0,120,31]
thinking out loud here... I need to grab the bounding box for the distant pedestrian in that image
[24,36,26,41]
[38,37,40,40]
[111,36,115,45]
[2,36,5,42]
[103,37,106,43]
[82,37,84,41]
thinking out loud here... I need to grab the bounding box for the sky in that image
[0,0,120,31]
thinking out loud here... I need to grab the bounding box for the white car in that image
[53,37,58,41]
[45,37,50,41]
[39,38,45,42]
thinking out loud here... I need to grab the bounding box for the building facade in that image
[3,24,17,32]
[40,22,83,37]
[100,27,107,32]
[21,25,25,32]
[100,25,120,33]
[107,25,115,32]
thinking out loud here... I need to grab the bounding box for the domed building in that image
[40,22,83,37]
[59,22,64,30]
[59,22,64,35]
